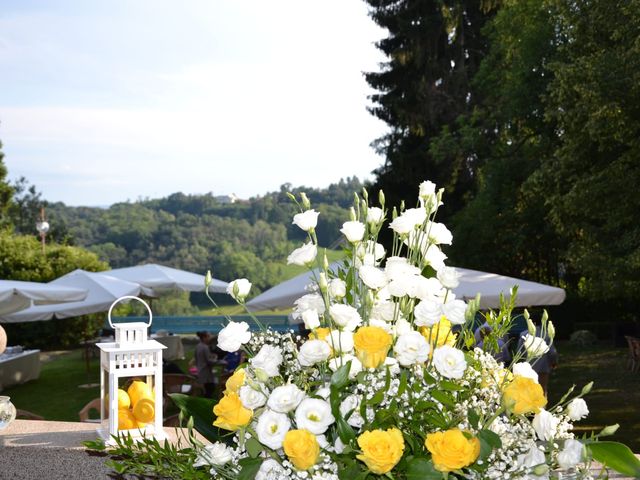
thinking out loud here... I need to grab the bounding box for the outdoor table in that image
[151,334,185,361]
[0,419,206,480]
[0,349,41,391]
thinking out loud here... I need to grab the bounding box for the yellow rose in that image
[213,391,253,431]
[132,397,155,423]
[502,375,547,414]
[309,327,331,341]
[283,429,320,470]
[420,316,457,350]
[353,326,392,368]
[425,429,480,472]
[357,428,405,474]
[224,368,245,395]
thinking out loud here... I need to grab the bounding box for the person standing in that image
[195,331,217,398]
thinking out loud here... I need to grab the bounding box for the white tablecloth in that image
[152,336,184,361]
[0,349,41,391]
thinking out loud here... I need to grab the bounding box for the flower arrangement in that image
[89,181,640,480]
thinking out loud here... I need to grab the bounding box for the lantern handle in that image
[107,296,153,329]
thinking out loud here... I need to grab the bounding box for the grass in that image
[4,340,640,452]
[4,349,100,421]
[548,340,640,451]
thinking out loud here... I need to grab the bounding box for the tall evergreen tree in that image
[364,0,494,218]
[0,140,14,227]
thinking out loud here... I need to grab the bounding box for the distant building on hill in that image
[214,193,240,204]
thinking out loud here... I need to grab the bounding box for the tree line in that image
[364,0,640,326]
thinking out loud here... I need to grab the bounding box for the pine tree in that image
[0,140,15,227]
[364,0,494,217]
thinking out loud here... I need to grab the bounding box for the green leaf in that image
[439,380,464,391]
[331,362,352,390]
[245,437,263,458]
[237,457,263,480]
[336,415,357,444]
[587,441,640,478]
[467,409,480,429]
[398,370,408,396]
[477,430,502,460]
[430,390,455,408]
[169,393,220,444]
[406,457,442,480]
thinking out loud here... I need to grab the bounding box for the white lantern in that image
[96,296,167,444]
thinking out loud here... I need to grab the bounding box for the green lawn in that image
[4,340,639,452]
[4,349,100,421]
[548,341,640,452]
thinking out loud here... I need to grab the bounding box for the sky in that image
[0,0,388,206]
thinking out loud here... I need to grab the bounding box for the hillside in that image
[41,177,363,293]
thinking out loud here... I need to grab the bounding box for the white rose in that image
[226,278,252,301]
[294,293,325,317]
[433,346,467,379]
[292,209,320,232]
[557,439,584,469]
[393,317,413,337]
[287,242,318,266]
[339,395,364,428]
[532,409,559,441]
[340,221,366,243]
[389,208,427,235]
[358,265,389,290]
[250,344,283,378]
[193,442,233,467]
[328,354,362,379]
[256,459,286,480]
[408,275,436,300]
[524,334,550,357]
[566,398,589,421]
[316,434,329,449]
[394,331,430,366]
[388,274,420,298]
[301,309,321,330]
[356,241,386,262]
[316,385,331,400]
[328,278,346,299]
[384,356,401,375]
[256,409,291,449]
[298,340,331,366]
[217,321,251,352]
[442,299,467,325]
[239,385,267,410]
[366,207,384,225]
[385,256,421,281]
[512,362,539,383]
[370,302,396,322]
[334,437,346,454]
[437,266,461,289]
[295,398,335,434]
[419,180,436,200]
[414,300,443,327]
[516,444,548,480]
[329,304,362,331]
[369,318,393,334]
[327,330,354,353]
[423,246,447,271]
[267,384,305,413]
[427,222,453,245]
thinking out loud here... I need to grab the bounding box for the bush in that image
[569,329,598,348]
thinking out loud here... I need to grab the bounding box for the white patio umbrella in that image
[102,263,228,296]
[246,266,565,312]
[0,270,142,323]
[0,280,88,316]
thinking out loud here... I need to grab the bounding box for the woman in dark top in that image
[195,331,217,398]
